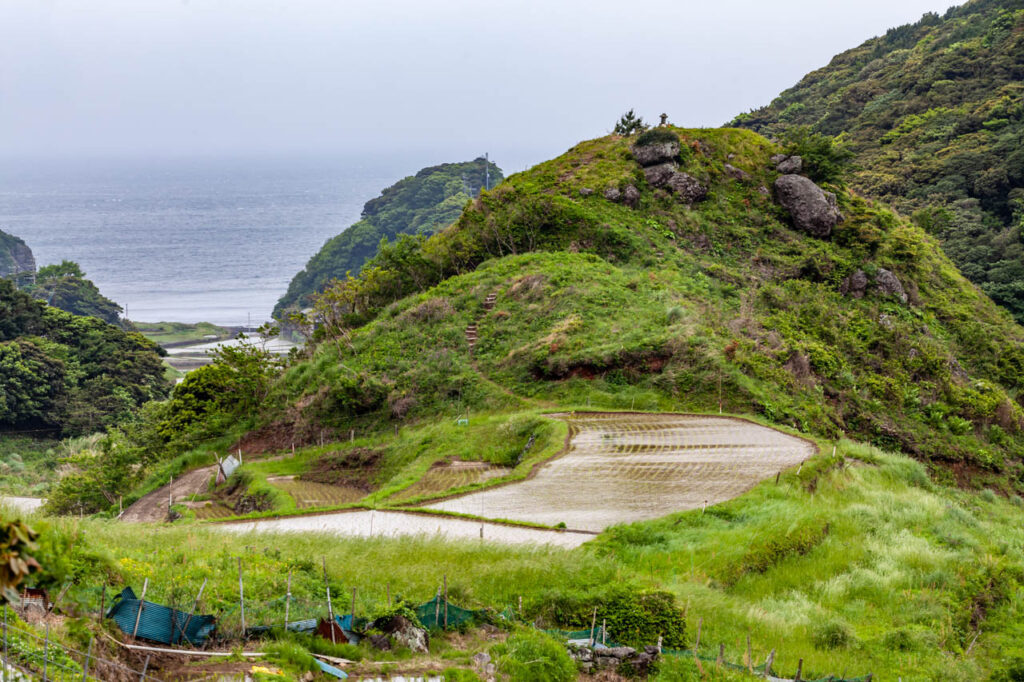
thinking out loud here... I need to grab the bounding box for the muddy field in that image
[427,413,816,532]
[220,510,592,548]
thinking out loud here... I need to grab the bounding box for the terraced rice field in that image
[268,476,367,509]
[389,461,509,503]
[427,412,816,532]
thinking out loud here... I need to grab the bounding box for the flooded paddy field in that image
[427,412,816,532]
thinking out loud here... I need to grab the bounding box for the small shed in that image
[216,455,241,484]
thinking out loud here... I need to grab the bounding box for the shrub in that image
[635,128,679,147]
[811,620,854,649]
[780,126,854,186]
[491,629,576,682]
[262,640,317,672]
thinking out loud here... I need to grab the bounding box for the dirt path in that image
[120,466,217,522]
[428,412,816,532]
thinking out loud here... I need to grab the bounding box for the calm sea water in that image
[0,157,405,326]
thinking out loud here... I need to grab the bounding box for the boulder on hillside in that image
[623,184,641,208]
[603,186,622,202]
[631,140,680,167]
[371,615,429,653]
[776,155,803,174]
[667,172,708,204]
[724,163,751,181]
[875,268,908,303]
[644,162,677,187]
[840,270,869,298]
[774,174,843,238]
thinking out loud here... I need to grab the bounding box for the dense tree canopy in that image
[733,0,1024,321]
[274,157,504,318]
[0,278,167,435]
[29,260,123,325]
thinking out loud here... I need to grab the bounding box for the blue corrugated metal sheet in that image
[315,658,348,679]
[107,587,217,646]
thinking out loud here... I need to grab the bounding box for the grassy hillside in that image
[270,126,1024,486]
[274,157,504,319]
[732,0,1024,321]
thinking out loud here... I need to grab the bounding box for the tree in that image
[613,109,648,136]
[781,126,855,186]
[0,519,39,603]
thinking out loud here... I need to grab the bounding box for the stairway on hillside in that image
[465,323,478,351]
[465,291,498,354]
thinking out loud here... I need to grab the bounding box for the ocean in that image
[0,156,406,326]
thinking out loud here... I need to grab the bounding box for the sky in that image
[1,0,957,172]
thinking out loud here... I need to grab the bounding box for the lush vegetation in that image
[0,229,35,286]
[0,278,167,437]
[25,260,123,326]
[273,157,504,319]
[0,436,59,496]
[732,0,1024,322]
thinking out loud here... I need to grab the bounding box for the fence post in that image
[351,587,357,625]
[692,619,703,675]
[765,648,775,677]
[443,575,448,630]
[601,618,606,646]
[322,558,335,644]
[178,578,207,646]
[238,558,246,638]
[746,633,753,673]
[99,585,106,624]
[795,658,803,682]
[717,643,724,666]
[81,637,93,682]
[284,569,292,631]
[131,578,149,640]
[139,654,150,682]
[43,621,49,682]
[588,607,597,648]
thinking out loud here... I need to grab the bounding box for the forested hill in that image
[0,229,36,283]
[273,157,504,318]
[732,0,1024,321]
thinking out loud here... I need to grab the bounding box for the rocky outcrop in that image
[643,162,677,187]
[568,643,660,676]
[776,155,803,174]
[0,230,36,279]
[603,187,621,202]
[369,615,429,653]
[875,268,908,303]
[666,172,708,203]
[774,174,843,238]
[631,140,680,166]
[841,268,909,304]
[724,163,751,181]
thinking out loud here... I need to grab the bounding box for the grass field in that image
[133,320,232,346]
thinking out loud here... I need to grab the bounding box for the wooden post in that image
[322,558,335,644]
[435,586,441,626]
[746,633,753,673]
[692,619,703,675]
[775,471,781,485]
[131,578,149,639]
[238,448,243,465]
[168,476,173,513]
[797,461,803,476]
[588,607,598,648]
[795,658,803,682]
[81,637,93,681]
[238,559,246,638]
[602,618,607,645]
[179,579,207,646]
[701,500,707,514]
[657,634,663,654]
[99,585,106,623]
[765,649,775,676]
[292,443,295,457]
[351,587,357,622]
[717,643,724,665]
[284,570,292,630]
[518,595,523,619]
[443,575,449,630]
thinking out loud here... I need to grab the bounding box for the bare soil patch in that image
[121,466,216,523]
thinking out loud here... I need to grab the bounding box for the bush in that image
[811,619,854,649]
[491,629,576,682]
[262,640,317,673]
[635,128,679,147]
[780,126,854,186]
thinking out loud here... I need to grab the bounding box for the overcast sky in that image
[1,0,956,171]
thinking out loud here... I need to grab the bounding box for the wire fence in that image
[1,606,162,682]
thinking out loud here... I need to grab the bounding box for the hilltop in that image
[273,156,504,319]
[732,0,1024,321]
[0,229,36,283]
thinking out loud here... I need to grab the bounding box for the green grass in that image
[134,320,231,346]
[0,435,60,496]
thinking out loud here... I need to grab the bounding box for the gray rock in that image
[623,184,641,207]
[472,652,492,668]
[724,163,751,181]
[644,162,677,187]
[603,186,621,202]
[631,140,680,167]
[875,268,908,303]
[757,185,770,196]
[770,153,787,165]
[579,187,594,196]
[606,646,636,659]
[667,172,708,204]
[878,313,894,329]
[644,645,661,655]
[774,174,843,238]
[373,615,428,653]
[840,270,868,298]
[595,656,618,668]
[776,155,803,174]
[368,634,391,651]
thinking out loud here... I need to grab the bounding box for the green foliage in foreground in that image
[17,440,1024,680]
[490,628,576,682]
[0,436,60,496]
[274,156,504,318]
[732,1,1024,322]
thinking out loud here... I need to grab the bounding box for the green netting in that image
[415,596,487,630]
[545,626,608,643]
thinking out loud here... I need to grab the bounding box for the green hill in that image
[28,260,122,326]
[273,157,504,319]
[269,126,1024,481]
[0,229,36,284]
[732,0,1024,321]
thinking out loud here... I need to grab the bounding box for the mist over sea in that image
[0,156,408,326]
